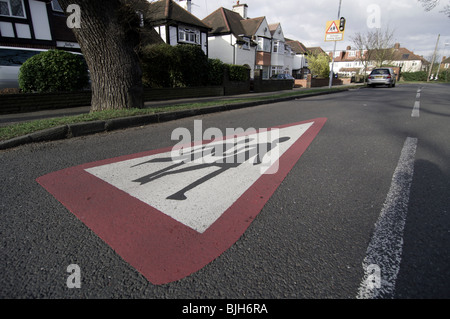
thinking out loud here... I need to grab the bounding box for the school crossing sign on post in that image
[326,15,346,88]
[325,18,345,42]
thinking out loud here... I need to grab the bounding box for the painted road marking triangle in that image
[37,118,327,285]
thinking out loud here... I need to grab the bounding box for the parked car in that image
[0,46,49,89]
[270,73,294,80]
[367,68,396,87]
[270,73,295,88]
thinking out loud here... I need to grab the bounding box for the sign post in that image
[326,0,344,88]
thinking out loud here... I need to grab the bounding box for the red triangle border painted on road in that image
[36,118,327,285]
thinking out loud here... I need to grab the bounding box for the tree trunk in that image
[59,0,144,111]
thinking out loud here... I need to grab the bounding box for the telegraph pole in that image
[329,0,342,88]
[427,34,440,82]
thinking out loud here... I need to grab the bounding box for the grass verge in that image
[0,87,354,141]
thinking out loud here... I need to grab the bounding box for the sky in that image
[184,0,450,61]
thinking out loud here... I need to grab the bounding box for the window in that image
[0,48,45,66]
[51,0,63,12]
[178,27,200,44]
[273,40,279,53]
[284,44,291,55]
[0,0,25,18]
[271,66,283,75]
[241,37,250,50]
[349,51,356,57]
[257,37,271,52]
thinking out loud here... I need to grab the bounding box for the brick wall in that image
[295,75,351,88]
[143,86,224,101]
[0,91,92,114]
[0,87,227,114]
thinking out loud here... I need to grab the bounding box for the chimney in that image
[394,43,400,49]
[346,45,351,50]
[179,0,192,13]
[233,1,248,19]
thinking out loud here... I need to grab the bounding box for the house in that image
[327,43,429,77]
[268,22,295,77]
[326,46,367,77]
[390,43,429,72]
[307,47,327,56]
[0,0,79,51]
[147,0,211,55]
[440,56,450,70]
[203,1,294,79]
[202,4,259,78]
[285,38,310,78]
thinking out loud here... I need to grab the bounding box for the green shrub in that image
[140,44,180,88]
[401,71,428,82]
[18,50,89,93]
[437,70,450,82]
[139,44,249,87]
[174,44,209,87]
[207,58,225,85]
[140,43,209,88]
[228,64,249,82]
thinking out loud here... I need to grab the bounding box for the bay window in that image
[179,27,200,45]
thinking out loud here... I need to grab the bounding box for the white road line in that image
[357,137,418,299]
[412,88,421,117]
[412,101,420,117]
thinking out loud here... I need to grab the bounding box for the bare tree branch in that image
[418,0,450,17]
[418,0,440,11]
[351,27,396,73]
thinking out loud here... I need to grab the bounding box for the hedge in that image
[140,43,210,88]
[227,64,249,82]
[18,49,89,93]
[401,70,450,82]
[139,44,249,88]
[401,71,428,82]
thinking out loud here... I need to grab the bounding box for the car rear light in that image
[387,75,391,79]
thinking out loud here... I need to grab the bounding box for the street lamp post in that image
[427,34,440,82]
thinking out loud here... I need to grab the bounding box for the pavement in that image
[0,85,361,150]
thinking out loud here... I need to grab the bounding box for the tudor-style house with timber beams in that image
[0,0,79,51]
[147,0,211,56]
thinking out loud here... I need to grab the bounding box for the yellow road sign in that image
[325,20,344,42]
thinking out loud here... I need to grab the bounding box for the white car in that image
[367,68,396,88]
[0,46,86,90]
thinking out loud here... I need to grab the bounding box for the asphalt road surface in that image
[1,83,449,303]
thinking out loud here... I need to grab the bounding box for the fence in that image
[1,69,303,114]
